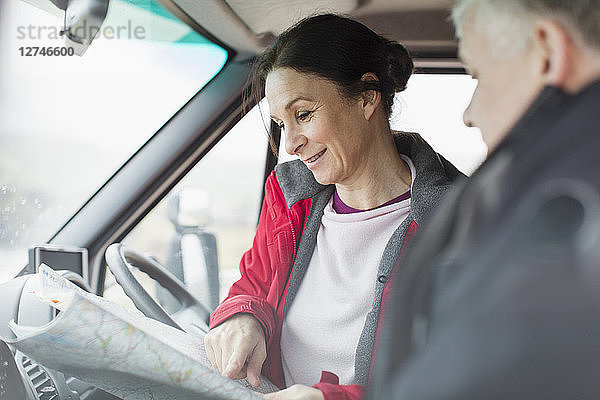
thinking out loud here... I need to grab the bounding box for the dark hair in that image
[247,14,414,151]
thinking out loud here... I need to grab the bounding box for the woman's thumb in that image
[246,343,267,387]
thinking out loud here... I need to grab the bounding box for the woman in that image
[205,14,463,400]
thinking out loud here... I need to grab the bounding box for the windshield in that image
[0,0,228,282]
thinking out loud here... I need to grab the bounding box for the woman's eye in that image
[297,111,312,121]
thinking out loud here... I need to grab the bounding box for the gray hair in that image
[452,0,600,56]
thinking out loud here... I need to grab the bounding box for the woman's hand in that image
[204,313,267,387]
[263,385,324,400]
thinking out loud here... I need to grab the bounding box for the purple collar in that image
[332,190,411,214]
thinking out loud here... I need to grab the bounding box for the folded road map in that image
[2,265,278,400]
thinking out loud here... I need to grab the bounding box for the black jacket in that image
[369,80,600,400]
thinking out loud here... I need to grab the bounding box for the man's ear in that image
[359,72,382,121]
[533,18,574,87]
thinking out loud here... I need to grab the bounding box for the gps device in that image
[28,244,88,282]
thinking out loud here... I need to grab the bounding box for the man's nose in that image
[463,101,475,128]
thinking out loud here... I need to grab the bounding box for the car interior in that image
[0,0,486,398]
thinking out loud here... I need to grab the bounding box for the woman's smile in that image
[303,149,327,166]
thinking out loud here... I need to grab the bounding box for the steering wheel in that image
[105,243,210,332]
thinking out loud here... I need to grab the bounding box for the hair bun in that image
[386,41,414,92]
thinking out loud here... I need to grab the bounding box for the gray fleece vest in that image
[273,133,464,385]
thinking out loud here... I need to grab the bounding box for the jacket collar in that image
[274,132,464,225]
[482,79,600,168]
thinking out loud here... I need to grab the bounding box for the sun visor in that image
[163,0,358,58]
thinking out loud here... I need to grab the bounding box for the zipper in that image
[277,207,299,309]
[286,208,298,261]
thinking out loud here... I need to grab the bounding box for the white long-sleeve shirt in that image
[281,157,415,387]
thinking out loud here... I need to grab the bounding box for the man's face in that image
[459,20,546,151]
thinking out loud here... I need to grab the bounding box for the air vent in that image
[21,356,58,400]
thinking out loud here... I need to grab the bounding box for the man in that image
[369,0,600,398]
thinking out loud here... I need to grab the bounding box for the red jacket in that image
[210,169,309,386]
[209,133,463,400]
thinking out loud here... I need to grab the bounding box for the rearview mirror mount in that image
[49,0,110,56]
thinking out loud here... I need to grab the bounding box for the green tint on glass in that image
[103,0,214,45]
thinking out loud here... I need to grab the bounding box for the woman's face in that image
[265,67,372,186]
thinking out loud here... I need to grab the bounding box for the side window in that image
[391,74,486,175]
[103,106,268,312]
[278,73,486,175]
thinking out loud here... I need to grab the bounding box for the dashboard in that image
[0,275,119,400]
